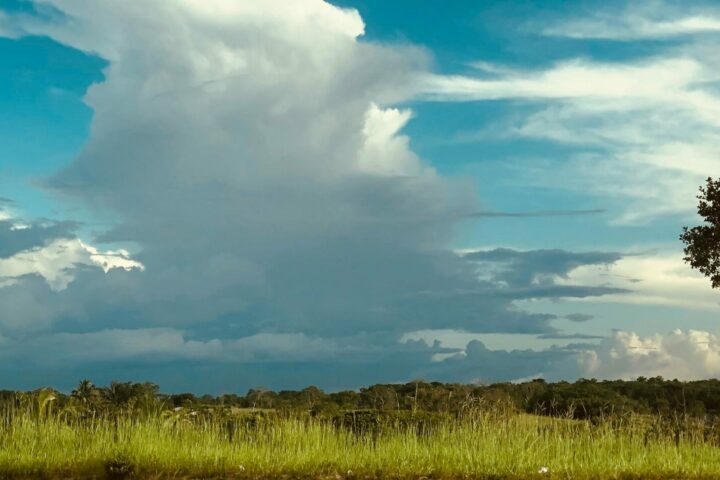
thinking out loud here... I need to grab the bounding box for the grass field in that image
[2,406,720,479]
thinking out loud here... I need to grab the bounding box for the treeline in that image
[3,376,720,420]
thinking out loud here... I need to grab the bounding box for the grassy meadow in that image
[3,401,720,479]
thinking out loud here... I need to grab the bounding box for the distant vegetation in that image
[3,378,720,478]
[6,376,718,420]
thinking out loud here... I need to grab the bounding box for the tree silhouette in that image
[102,381,159,413]
[680,177,720,288]
[72,379,98,405]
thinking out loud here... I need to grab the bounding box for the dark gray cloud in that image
[0,239,625,391]
[466,209,605,218]
[418,340,582,384]
[536,333,604,340]
[564,313,594,322]
[0,219,79,258]
[490,284,626,300]
[464,248,623,287]
[0,328,584,393]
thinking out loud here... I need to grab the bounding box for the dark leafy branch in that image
[681,177,720,288]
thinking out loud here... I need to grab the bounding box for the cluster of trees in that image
[0,380,162,418]
[207,378,720,419]
[4,377,720,420]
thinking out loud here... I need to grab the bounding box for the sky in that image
[1,0,720,394]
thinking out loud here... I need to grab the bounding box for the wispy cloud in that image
[0,11,20,39]
[419,57,709,102]
[542,2,720,41]
[465,209,604,218]
[419,48,720,223]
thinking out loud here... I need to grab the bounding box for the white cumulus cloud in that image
[579,329,720,380]
[0,238,143,291]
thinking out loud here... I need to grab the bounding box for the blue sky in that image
[1,0,720,393]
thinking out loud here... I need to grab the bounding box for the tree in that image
[359,385,399,411]
[72,379,97,404]
[102,381,159,412]
[299,386,326,411]
[246,388,276,409]
[169,393,198,408]
[680,177,720,288]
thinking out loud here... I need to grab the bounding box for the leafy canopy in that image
[680,177,720,288]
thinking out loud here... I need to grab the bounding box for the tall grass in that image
[2,405,720,479]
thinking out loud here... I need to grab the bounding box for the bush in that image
[104,455,134,479]
[332,410,452,436]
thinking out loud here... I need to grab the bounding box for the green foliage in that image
[5,377,720,423]
[332,410,453,436]
[681,176,720,288]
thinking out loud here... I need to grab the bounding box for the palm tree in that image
[103,381,133,410]
[71,379,97,405]
[102,381,160,415]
